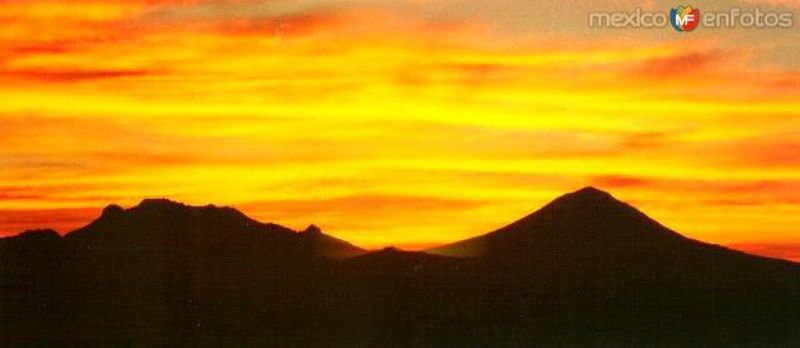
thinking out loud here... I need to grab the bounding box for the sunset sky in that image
[1,0,800,260]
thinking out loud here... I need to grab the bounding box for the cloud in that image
[589,175,800,206]
[592,175,652,188]
[0,68,156,83]
[240,194,485,217]
[634,51,723,78]
[763,71,800,91]
[707,133,800,169]
[0,0,799,251]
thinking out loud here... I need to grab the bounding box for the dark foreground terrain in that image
[2,187,800,346]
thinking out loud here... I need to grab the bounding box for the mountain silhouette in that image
[299,224,366,260]
[431,186,711,257]
[2,188,800,346]
[427,186,797,274]
[66,198,365,260]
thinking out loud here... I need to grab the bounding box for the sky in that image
[1,0,800,260]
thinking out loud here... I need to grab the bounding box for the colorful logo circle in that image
[670,5,700,32]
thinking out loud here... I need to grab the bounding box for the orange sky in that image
[1,0,800,261]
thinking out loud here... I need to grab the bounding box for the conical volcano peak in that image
[561,186,614,202]
[541,186,631,214]
[428,187,687,258]
[573,186,612,197]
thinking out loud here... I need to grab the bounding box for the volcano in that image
[427,187,797,274]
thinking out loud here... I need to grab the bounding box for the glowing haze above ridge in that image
[1,0,800,260]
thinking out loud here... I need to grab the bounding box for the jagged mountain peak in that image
[59,199,365,260]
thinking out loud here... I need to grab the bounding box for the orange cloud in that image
[635,51,723,78]
[0,68,155,82]
[0,0,799,253]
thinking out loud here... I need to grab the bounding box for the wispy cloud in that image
[0,0,799,251]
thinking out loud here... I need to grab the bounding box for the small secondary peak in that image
[101,204,125,218]
[17,229,61,240]
[301,224,323,235]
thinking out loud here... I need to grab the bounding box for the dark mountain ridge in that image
[63,198,366,260]
[2,188,800,346]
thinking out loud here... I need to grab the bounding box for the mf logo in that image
[671,5,700,32]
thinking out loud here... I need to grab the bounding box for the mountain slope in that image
[2,190,800,346]
[299,224,367,260]
[421,187,800,345]
[428,187,796,269]
[65,198,365,260]
[428,187,691,256]
[1,199,366,345]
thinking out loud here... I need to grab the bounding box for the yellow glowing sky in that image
[1,0,800,260]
